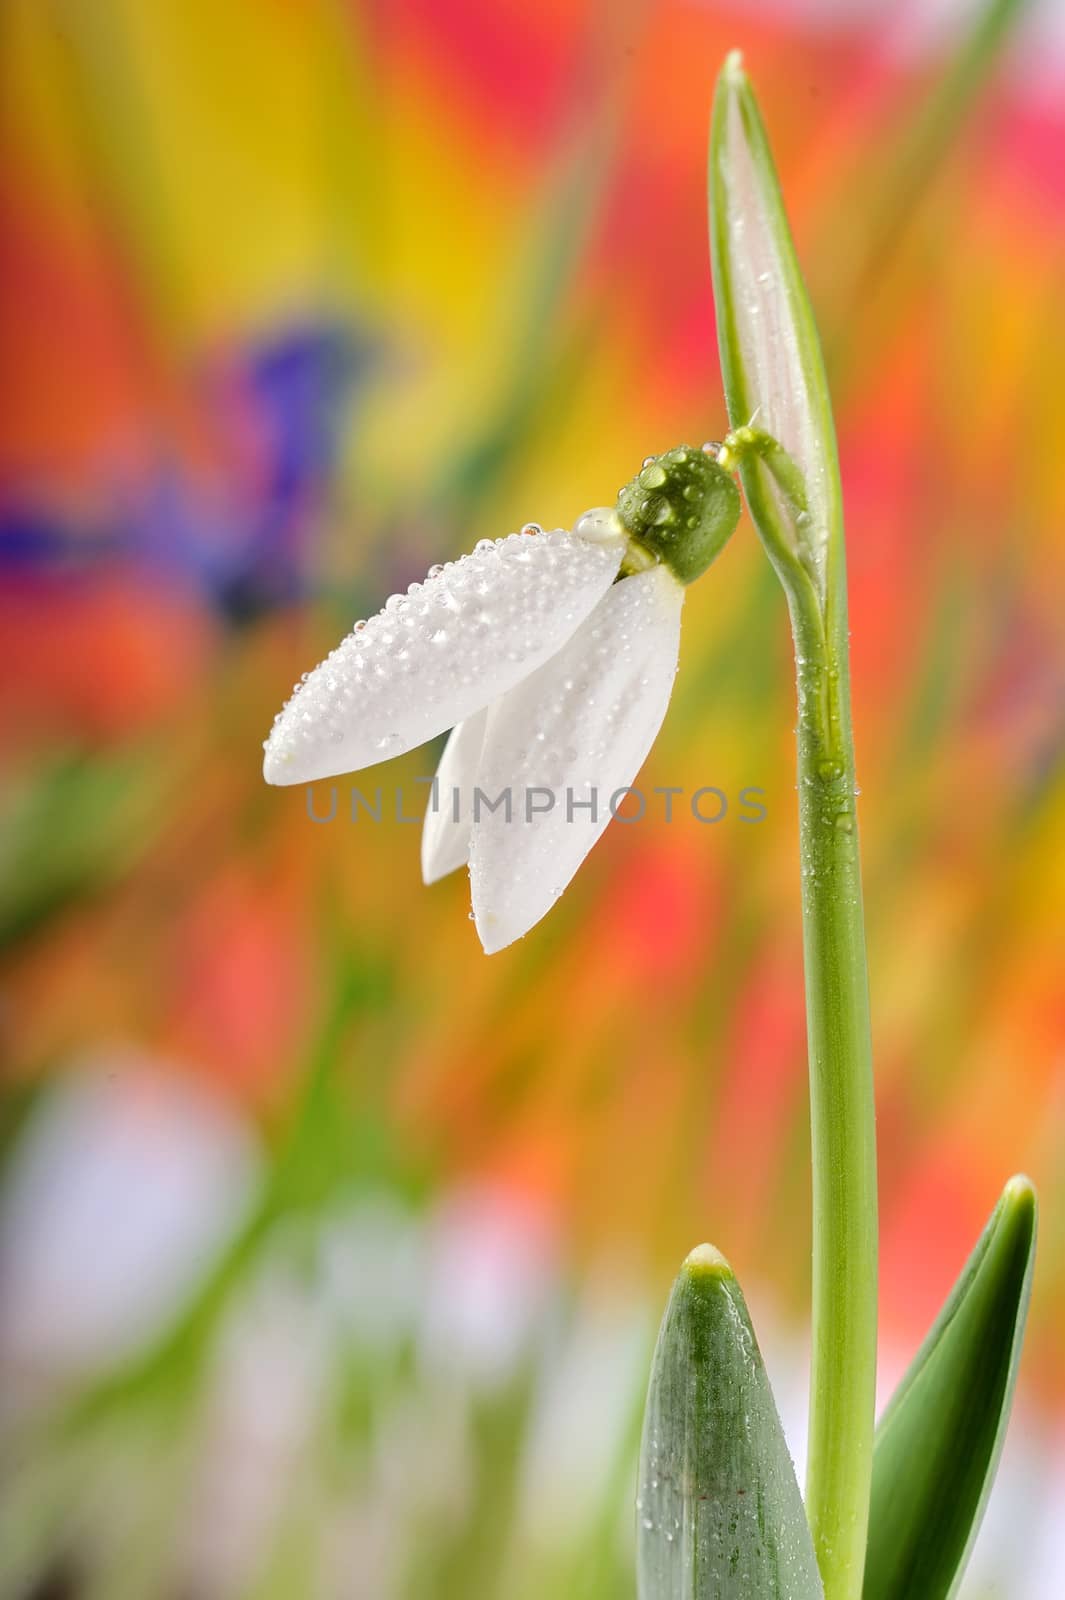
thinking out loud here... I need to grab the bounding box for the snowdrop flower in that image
[263,446,740,952]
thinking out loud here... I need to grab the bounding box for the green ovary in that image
[615,444,741,585]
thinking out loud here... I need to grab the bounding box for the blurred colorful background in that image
[1,0,1063,1595]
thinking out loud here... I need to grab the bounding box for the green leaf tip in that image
[682,1242,732,1278]
[637,1248,823,1599]
[722,49,745,83]
[1002,1172,1036,1212]
[863,1175,1038,1600]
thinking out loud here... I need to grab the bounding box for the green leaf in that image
[863,1175,1038,1600]
[708,52,843,610]
[637,1245,823,1600]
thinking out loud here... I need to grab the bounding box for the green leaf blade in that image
[708,51,843,605]
[637,1245,823,1600]
[863,1175,1038,1600]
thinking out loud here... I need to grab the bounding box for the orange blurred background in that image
[0,2,1063,1595]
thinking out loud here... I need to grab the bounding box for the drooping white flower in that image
[263,446,740,953]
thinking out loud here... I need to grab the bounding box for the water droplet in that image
[573,507,622,546]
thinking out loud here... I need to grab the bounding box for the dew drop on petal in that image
[263,526,623,784]
[573,507,624,547]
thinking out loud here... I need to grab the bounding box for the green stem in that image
[793,591,878,1600]
[728,429,878,1600]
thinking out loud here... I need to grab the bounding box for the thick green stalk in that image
[790,561,878,1600]
[722,426,878,1598]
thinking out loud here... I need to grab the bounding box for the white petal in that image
[421,709,488,885]
[469,566,684,954]
[263,528,624,784]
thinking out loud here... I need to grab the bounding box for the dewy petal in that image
[469,566,684,954]
[263,527,624,784]
[420,709,488,885]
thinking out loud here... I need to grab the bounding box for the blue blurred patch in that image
[0,320,373,622]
